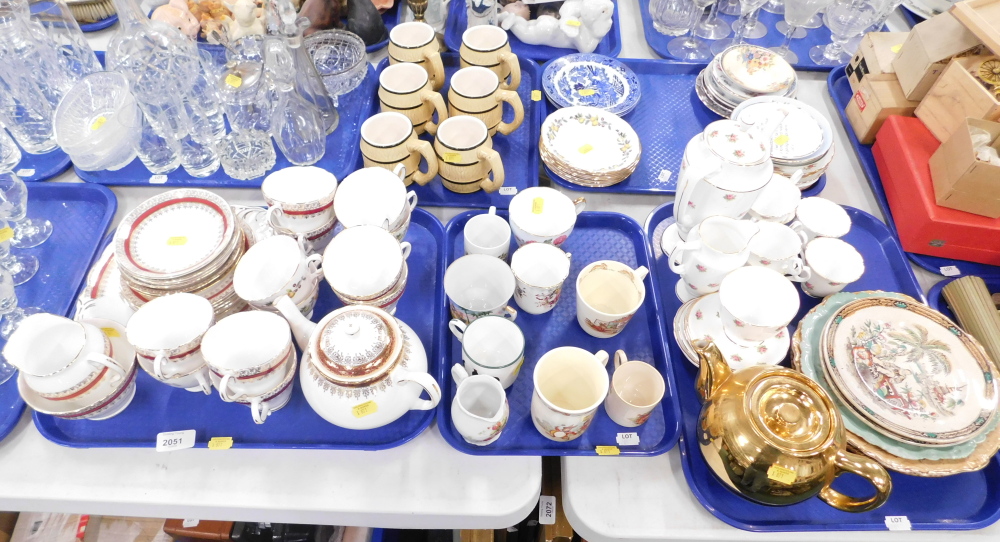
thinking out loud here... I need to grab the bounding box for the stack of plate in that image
[696,45,797,118]
[114,189,249,319]
[541,53,641,117]
[539,106,641,188]
[793,291,1000,477]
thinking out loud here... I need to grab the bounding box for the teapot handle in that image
[818,449,892,513]
[399,370,442,411]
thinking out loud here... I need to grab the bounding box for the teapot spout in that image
[274,295,317,350]
[694,340,731,403]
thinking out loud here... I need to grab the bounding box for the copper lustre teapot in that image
[695,340,892,512]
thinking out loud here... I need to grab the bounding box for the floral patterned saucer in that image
[541,54,641,116]
[673,292,789,370]
[719,45,796,96]
[539,106,641,183]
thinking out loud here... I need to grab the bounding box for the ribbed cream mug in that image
[379,62,448,135]
[388,22,445,91]
[448,67,524,136]
[434,116,505,194]
[360,112,438,186]
[459,25,521,92]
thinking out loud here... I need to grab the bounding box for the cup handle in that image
[423,50,445,91]
[422,90,448,135]
[818,449,892,513]
[399,370,442,411]
[251,396,271,424]
[407,139,438,186]
[499,52,521,91]
[503,305,518,321]
[87,353,126,381]
[595,350,609,367]
[153,350,170,379]
[613,349,627,370]
[633,266,649,282]
[406,190,418,212]
[195,367,212,395]
[450,363,470,384]
[392,163,406,180]
[400,241,412,261]
[572,197,587,214]
[306,253,323,280]
[798,265,812,283]
[265,206,284,230]
[477,148,505,193]
[448,319,467,341]
[219,374,237,402]
[494,89,524,136]
[488,205,497,216]
[790,221,809,243]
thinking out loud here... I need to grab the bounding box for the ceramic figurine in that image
[224,0,265,40]
[151,0,201,38]
[467,0,499,27]
[498,0,613,53]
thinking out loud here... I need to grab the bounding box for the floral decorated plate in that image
[542,54,641,116]
[540,106,641,176]
[673,292,789,370]
[719,45,796,96]
[820,296,998,447]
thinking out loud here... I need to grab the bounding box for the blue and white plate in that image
[542,54,641,116]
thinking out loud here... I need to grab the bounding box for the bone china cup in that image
[233,234,323,310]
[791,197,851,242]
[510,242,571,315]
[447,67,524,136]
[531,347,609,442]
[801,237,866,298]
[323,225,412,309]
[379,62,448,135]
[4,313,126,399]
[125,293,214,393]
[508,187,585,246]
[388,21,445,91]
[463,206,511,259]
[434,116,505,194]
[360,112,438,187]
[718,266,799,346]
[604,350,665,427]
[747,221,810,282]
[576,261,647,339]
[445,254,517,323]
[261,166,338,234]
[460,24,521,91]
[334,165,417,243]
[449,315,525,388]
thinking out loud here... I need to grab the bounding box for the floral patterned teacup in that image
[801,237,865,298]
[747,221,809,282]
[718,266,799,346]
[508,187,585,247]
[510,242,571,315]
[576,261,647,339]
[531,347,609,442]
[444,254,517,324]
[451,363,510,446]
[604,350,664,428]
[449,316,525,388]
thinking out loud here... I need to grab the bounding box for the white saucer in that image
[660,223,681,257]
[677,293,790,370]
[675,279,699,303]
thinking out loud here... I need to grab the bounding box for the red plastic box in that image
[873,115,1000,265]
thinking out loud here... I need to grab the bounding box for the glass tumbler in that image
[650,0,697,36]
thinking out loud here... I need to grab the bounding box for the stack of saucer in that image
[696,45,797,118]
[539,106,641,188]
[114,189,248,319]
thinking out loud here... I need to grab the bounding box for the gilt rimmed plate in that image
[114,189,236,282]
[821,296,998,447]
[542,54,641,116]
[540,106,641,176]
[673,292,789,370]
[719,45,796,96]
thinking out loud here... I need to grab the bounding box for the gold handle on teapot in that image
[818,449,892,513]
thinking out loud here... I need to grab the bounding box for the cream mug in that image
[464,206,511,259]
[379,62,448,135]
[201,311,294,402]
[444,253,517,323]
[747,221,810,282]
[434,116,505,194]
[801,237,866,298]
[576,261,647,339]
[125,293,214,393]
[261,166,338,234]
[459,25,521,91]
[508,187,585,246]
[388,21,445,91]
[718,266,800,346]
[360,112,438,187]
[447,67,524,136]
[233,234,323,310]
[604,350,665,427]
[451,363,510,446]
[449,315,525,388]
[510,242,571,315]
[531,347,610,442]
[335,165,416,243]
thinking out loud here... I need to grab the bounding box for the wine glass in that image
[719,0,741,15]
[762,0,784,13]
[668,0,716,60]
[0,127,20,175]
[0,266,41,343]
[0,172,52,249]
[650,0,698,36]
[695,2,733,39]
[711,0,769,54]
[865,0,902,31]
[771,0,834,63]
[0,219,38,286]
[809,0,877,65]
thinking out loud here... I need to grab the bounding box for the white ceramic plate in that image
[540,106,641,175]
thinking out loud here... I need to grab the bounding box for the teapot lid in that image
[311,305,402,385]
[703,120,770,167]
[746,370,836,454]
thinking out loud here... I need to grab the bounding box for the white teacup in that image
[444,254,517,323]
[449,316,525,388]
[323,225,412,301]
[801,237,866,298]
[213,353,298,424]
[262,166,338,235]
[510,242,571,315]
[464,206,511,260]
[125,293,214,393]
[451,363,510,446]
[576,261,647,339]
[234,235,323,310]
[749,173,801,223]
[4,314,126,398]
[718,266,799,346]
[791,197,851,242]
[335,165,417,242]
[747,221,810,282]
[202,311,294,402]
[604,350,665,428]
[75,295,135,328]
[531,347,609,442]
[508,187,585,247]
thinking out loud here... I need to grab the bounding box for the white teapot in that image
[672,120,774,247]
[275,298,441,430]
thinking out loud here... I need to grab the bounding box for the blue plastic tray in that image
[647,202,1000,532]
[827,66,1000,277]
[80,15,118,32]
[33,208,446,449]
[639,0,879,71]
[900,6,925,26]
[0,183,118,443]
[443,0,622,61]
[370,54,542,209]
[12,143,72,183]
[76,63,377,188]
[541,59,827,197]
[437,210,681,456]
[927,275,1000,323]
